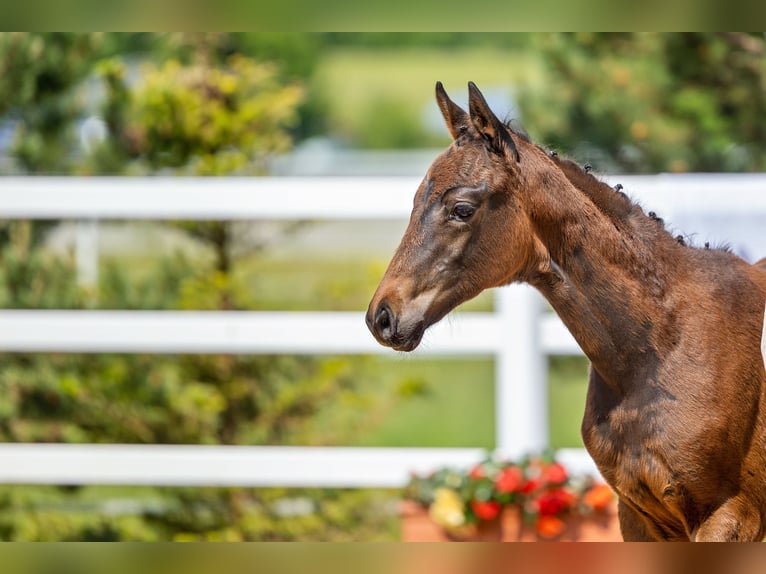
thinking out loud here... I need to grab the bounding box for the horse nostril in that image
[374,303,394,340]
[378,310,390,330]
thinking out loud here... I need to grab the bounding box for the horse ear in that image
[467,81,520,162]
[435,81,469,140]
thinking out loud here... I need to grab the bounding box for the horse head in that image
[366,82,547,351]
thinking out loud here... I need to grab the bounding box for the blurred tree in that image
[92,38,306,306]
[93,46,303,175]
[0,33,106,261]
[228,33,328,140]
[517,33,766,173]
[0,33,400,540]
[0,33,103,173]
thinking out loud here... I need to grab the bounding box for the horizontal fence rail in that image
[0,174,764,487]
[0,176,420,220]
[0,310,580,356]
[2,174,766,220]
[0,444,600,487]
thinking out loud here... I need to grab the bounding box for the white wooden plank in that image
[0,176,421,220]
[0,444,487,487]
[0,310,500,355]
[601,173,766,216]
[0,443,599,487]
[1,174,765,220]
[0,309,581,356]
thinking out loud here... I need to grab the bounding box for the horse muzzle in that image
[365,300,425,352]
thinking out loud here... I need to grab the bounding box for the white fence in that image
[0,174,765,487]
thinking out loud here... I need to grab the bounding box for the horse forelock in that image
[502,118,531,143]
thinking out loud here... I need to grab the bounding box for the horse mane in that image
[551,154,637,226]
[502,120,637,227]
[501,121,728,254]
[539,145,730,253]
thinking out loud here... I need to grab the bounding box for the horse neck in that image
[521,173,681,390]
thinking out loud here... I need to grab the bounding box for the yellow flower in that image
[429,488,466,529]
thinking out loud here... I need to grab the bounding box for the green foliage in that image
[227,33,329,139]
[0,33,103,173]
[321,33,530,50]
[0,485,397,541]
[0,222,82,309]
[98,253,195,311]
[0,233,401,539]
[230,33,323,81]
[313,43,532,150]
[355,96,442,149]
[0,34,404,540]
[91,54,303,176]
[517,33,766,173]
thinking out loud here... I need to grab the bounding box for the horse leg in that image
[693,496,763,541]
[617,499,660,541]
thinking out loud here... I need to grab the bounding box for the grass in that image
[314,45,543,147]
[548,356,590,449]
[349,355,589,450]
[351,357,497,449]
[276,351,588,451]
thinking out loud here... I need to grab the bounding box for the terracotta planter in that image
[399,500,622,542]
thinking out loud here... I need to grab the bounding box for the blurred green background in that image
[0,32,764,540]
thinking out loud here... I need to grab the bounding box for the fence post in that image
[494,284,548,459]
[75,219,99,289]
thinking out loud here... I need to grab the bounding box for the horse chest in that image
[582,399,691,536]
[583,404,669,493]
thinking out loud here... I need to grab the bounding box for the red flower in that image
[495,466,524,493]
[535,488,575,516]
[583,483,614,511]
[469,464,486,479]
[520,478,540,495]
[470,500,502,521]
[536,515,566,538]
[540,462,568,485]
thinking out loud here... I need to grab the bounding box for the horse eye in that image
[450,202,476,222]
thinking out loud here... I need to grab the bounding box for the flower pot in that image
[500,505,622,541]
[399,500,622,542]
[399,500,502,541]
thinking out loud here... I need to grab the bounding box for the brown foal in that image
[366,82,766,541]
